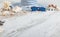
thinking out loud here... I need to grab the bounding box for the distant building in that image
[21,0,38,11]
[21,0,37,6]
[47,4,57,11]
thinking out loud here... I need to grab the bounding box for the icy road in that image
[0,11,60,37]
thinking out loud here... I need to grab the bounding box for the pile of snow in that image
[12,6,22,13]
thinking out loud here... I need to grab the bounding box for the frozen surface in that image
[13,11,60,37]
[0,11,60,37]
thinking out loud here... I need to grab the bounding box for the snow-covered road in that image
[15,11,60,37]
[0,11,60,37]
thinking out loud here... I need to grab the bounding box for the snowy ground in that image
[0,11,60,37]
